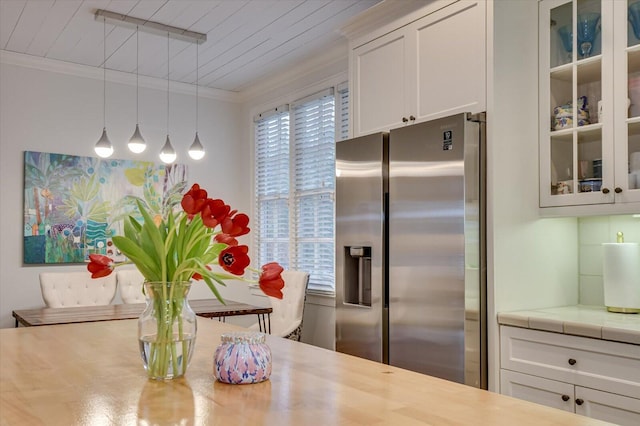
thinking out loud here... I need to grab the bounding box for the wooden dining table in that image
[0,319,611,425]
[12,299,272,332]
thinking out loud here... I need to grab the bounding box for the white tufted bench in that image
[115,268,146,304]
[39,271,117,308]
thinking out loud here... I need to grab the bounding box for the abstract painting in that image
[23,151,188,264]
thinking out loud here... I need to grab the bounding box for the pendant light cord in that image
[103,17,106,129]
[195,42,199,133]
[167,32,169,136]
[136,26,139,124]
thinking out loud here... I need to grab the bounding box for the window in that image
[254,86,347,293]
[254,107,290,268]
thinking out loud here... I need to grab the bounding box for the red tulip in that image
[192,265,212,281]
[218,245,250,276]
[259,262,284,299]
[87,254,115,278]
[221,213,250,237]
[215,233,238,246]
[201,199,231,228]
[181,184,208,215]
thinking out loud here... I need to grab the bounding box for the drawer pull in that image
[568,358,576,365]
[561,395,570,402]
[402,117,409,123]
[575,398,584,406]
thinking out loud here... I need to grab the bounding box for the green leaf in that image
[112,236,160,281]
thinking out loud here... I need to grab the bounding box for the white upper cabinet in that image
[350,0,486,137]
[539,0,640,214]
[352,29,408,135]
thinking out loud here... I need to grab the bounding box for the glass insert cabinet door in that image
[540,0,640,208]
[614,0,640,204]
[540,0,613,208]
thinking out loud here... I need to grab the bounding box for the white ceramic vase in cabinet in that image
[350,0,486,137]
[539,0,640,214]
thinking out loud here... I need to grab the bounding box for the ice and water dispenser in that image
[343,246,372,307]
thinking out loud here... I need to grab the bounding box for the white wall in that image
[489,0,580,391]
[0,53,252,329]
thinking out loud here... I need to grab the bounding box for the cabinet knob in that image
[409,115,416,121]
[402,117,409,123]
[615,187,622,193]
[561,395,570,402]
[602,187,610,194]
[568,358,576,365]
[575,398,584,406]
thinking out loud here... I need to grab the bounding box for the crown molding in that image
[0,50,240,103]
[340,0,436,41]
[237,41,349,104]
[341,0,461,49]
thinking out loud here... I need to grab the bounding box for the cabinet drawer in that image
[500,369,574,412]
[500,326,640,399]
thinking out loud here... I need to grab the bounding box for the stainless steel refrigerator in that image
[335,112,487,389]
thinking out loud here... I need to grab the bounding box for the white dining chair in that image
[116,268,146,304]
[250,270,310,341]
[39,271,117,308]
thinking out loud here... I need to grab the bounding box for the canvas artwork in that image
[23,151,188,264]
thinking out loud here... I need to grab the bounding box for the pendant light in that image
[95,16,114,158]
[128,26,146,154]
[159,31,176,164]
[188,42,205,160]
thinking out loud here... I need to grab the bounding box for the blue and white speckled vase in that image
[213,331,272,384]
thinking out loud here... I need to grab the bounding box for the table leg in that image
[257,313,271,334]
[257,314,264,333]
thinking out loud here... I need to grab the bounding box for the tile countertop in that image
[497,305,640,345]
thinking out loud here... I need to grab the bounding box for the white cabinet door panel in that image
[501,369,574,412]
[576,386,640,426]
[353,31,408,136]
[500,326,640,399]
[415,0,486,121]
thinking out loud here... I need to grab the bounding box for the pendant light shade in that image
[188,133,205,160]
[95,128,114,158]
[160,32,176,164]
[159,135,176,164]
[95,16,113,158]
[188,42,205,160]
[128,124,146,153]
[128,26,147,154]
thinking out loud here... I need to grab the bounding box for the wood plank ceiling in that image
[0,0,382,93]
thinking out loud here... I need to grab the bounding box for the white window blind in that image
[292,92,336,292]
[254,86,345,293]
[254,108,290,270]
[337,82,349,140]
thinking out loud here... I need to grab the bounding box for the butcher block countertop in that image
[498,305,640,345]
[0,319,613,425]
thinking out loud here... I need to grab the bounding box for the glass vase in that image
[213,331,272,384]
[138,281,197,380]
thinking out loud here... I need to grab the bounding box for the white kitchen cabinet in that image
[350,0,486,137]
[500,326,640,425]
[539,0,640,214]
